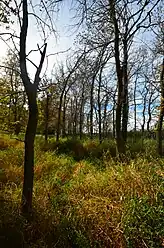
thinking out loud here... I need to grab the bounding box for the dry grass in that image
[0,135,164,247]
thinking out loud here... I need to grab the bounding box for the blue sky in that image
[0,0,77,78]
[0,0,161,130]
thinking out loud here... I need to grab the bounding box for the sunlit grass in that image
[0,134,164,247]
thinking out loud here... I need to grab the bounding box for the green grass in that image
[0,134,164,247]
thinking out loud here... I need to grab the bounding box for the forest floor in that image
[0,133,164,248]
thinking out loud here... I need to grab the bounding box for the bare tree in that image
[20,0,47,214]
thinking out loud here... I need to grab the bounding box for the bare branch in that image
[34,43,47,88]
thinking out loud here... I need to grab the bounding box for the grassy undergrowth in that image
[0,134,164,247]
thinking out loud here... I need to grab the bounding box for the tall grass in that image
[0,135,163,247]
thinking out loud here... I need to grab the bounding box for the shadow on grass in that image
[40,138,117,163]
[0,194,91,248]
[0,197,25,248]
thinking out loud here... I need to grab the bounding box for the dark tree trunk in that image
[62,93,67,138]
[112,89,117,139]
[112,102,116,138]
[20,0,47,215]
[73,98,78,137]
[79,84,85,140]
[110,0,125,154]
[103,95,108,139]
[147,93,153,132]
[141,102,146,133]
[22,89,38,214]
[90,76,95,139]
[87,113,90,136]
[141,84,148,137]
[134,76,137,133]
[157,58,164,156]
[98,68,103,144]
[122,36,129,143]
[68,99,74,136]
[133,76,138,142]
[45,93,49,142]
[56,93,64,142]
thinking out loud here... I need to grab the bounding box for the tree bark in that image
[133,76,137,133]
[98,67,103,143]
[103,94,108,139]
[73,97,78,137]
[79,83,85,140]
[157,58,164,156]
[20,0,47,215]
[45,92,49,142]
[22,88,38,214]
[90,76,95,139]
[56,92,64,142]
[110,0,125,154]
[62,92,67,138]
[141,83,148,136]
[147,92,153,132]
[122,36,129,142]
[112,101,116,138]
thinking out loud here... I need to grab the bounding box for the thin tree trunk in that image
[147,93,153,132]
[45,93,49,142]
[62,93,67,138]
[141,84,148,137]
[87,113,90,136]
[141,100,146,135]
[133,76,138,140]
[79,84,85,140]
[122,36,129,143]
[90,76,95,139]
[112,102,115,138]
[157,58,164,156]
[56,93,64,142]
[112,89,117,139]
[98,68,103,144]
[73,98,78,137]
[103,95,108,139]
[69,98,74,136]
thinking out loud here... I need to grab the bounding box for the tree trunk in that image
[122,36,129,143]
[112,102,115,138]
[62,93,67,138]
[56,94,63,142]
[157,58,164,156]
[98,68,103,144]
[69,98,74,136]
[22,88,38,214]
[73,97,78,137]
[45,93,49,142]
[20,0,47,216]
[133,76,137,141]
[110,0,125,154]
[79,84,85,140]
[141,102,146,133]
[147,93,153,132]
[90,76,95,139]
[103,95,108,139]
[141,84,148,137]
